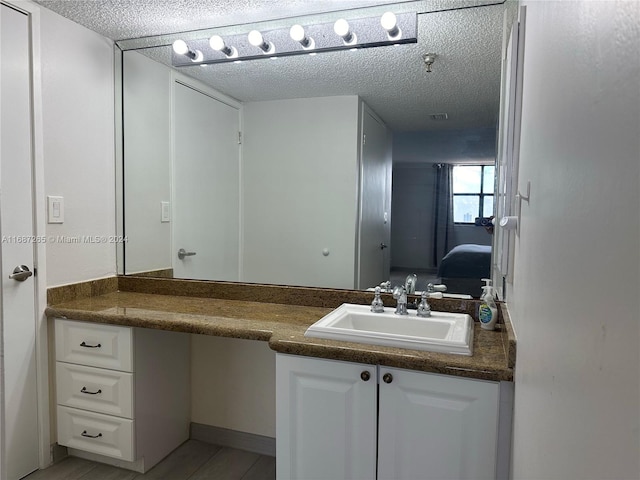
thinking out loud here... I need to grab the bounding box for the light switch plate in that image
[161,201,170,222]
[47,196,64,224]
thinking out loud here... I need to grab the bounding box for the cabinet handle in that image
[80,387,102,395]
[360,371,371,381]
[81,430,102,439]
[382,373,393,384]
[80,341,101,348]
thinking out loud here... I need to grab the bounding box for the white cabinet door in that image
[378,367,500,480]
[276,354,377,480]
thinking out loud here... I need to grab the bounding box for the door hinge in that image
[238,131,242,144]
[363,134,367,145]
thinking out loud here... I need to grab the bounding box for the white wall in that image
[242,96,360,289]
[191,336,275,438]
[509,2,639,479]
[122,51,172,274]
[40,7,116,286]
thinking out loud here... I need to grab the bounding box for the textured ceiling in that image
[34,0,510,132]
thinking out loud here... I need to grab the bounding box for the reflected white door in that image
[172,83,240,281]
[357,108,391,289]
[1,4,40,479]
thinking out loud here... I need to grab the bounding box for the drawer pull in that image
[80,386,102,395]
[80,341,102,348]
[81,430,103,439]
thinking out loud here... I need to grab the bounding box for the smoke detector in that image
[422,52,437,72]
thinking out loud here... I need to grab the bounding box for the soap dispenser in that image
[478,279,498,330]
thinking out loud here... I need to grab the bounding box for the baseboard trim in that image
[190,423,275,457]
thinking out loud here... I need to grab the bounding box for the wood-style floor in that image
[24,440,276,480]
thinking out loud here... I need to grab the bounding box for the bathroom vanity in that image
[46,277,515,479]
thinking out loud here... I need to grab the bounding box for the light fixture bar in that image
[171,12,417,67]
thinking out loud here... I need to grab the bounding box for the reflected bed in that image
[438,244,492,298]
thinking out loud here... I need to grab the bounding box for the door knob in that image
[382,373,393,384]
[9,265,32,282]
[177,248,196,260]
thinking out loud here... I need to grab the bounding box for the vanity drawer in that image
[55,319,133,371]
[56,362,133,418]
[57,406,134,461]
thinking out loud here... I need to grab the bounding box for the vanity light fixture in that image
[334,19,356,45]
[290,24,315,50]
[248,30,274,54]
[380,12,401,39]
[172,39,203,62]
[170,11,417,67]
[209,35,237,58]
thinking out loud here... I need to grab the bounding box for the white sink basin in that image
[305,303,474,355]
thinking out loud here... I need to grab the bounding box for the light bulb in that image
[209,35,235,57]
[248,30,264,47]
[380,12,400,39]
[172,39,189,55]
[334,19,355,44]
[248,30,273,53]
[290,25,305,42]
[290,24,314,49]
[209,35,225,51]
[334,19,349,37]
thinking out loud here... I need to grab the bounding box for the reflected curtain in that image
[432,163,453,267]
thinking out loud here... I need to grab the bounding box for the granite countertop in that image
[46,291,514,382]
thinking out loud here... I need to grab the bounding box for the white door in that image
[1,4,40,479]
[377,367,500,480]
[275,354,377,480]
[357,108,391,289]
[172,82,240,281]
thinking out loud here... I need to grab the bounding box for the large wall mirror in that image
[118,0,515,297]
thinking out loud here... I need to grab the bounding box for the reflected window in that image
[452,165,494,223]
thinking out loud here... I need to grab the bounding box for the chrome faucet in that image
[392,286,408,315]
[417,291,431,317]
[404,274,417,295]
[370,287,385,313]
